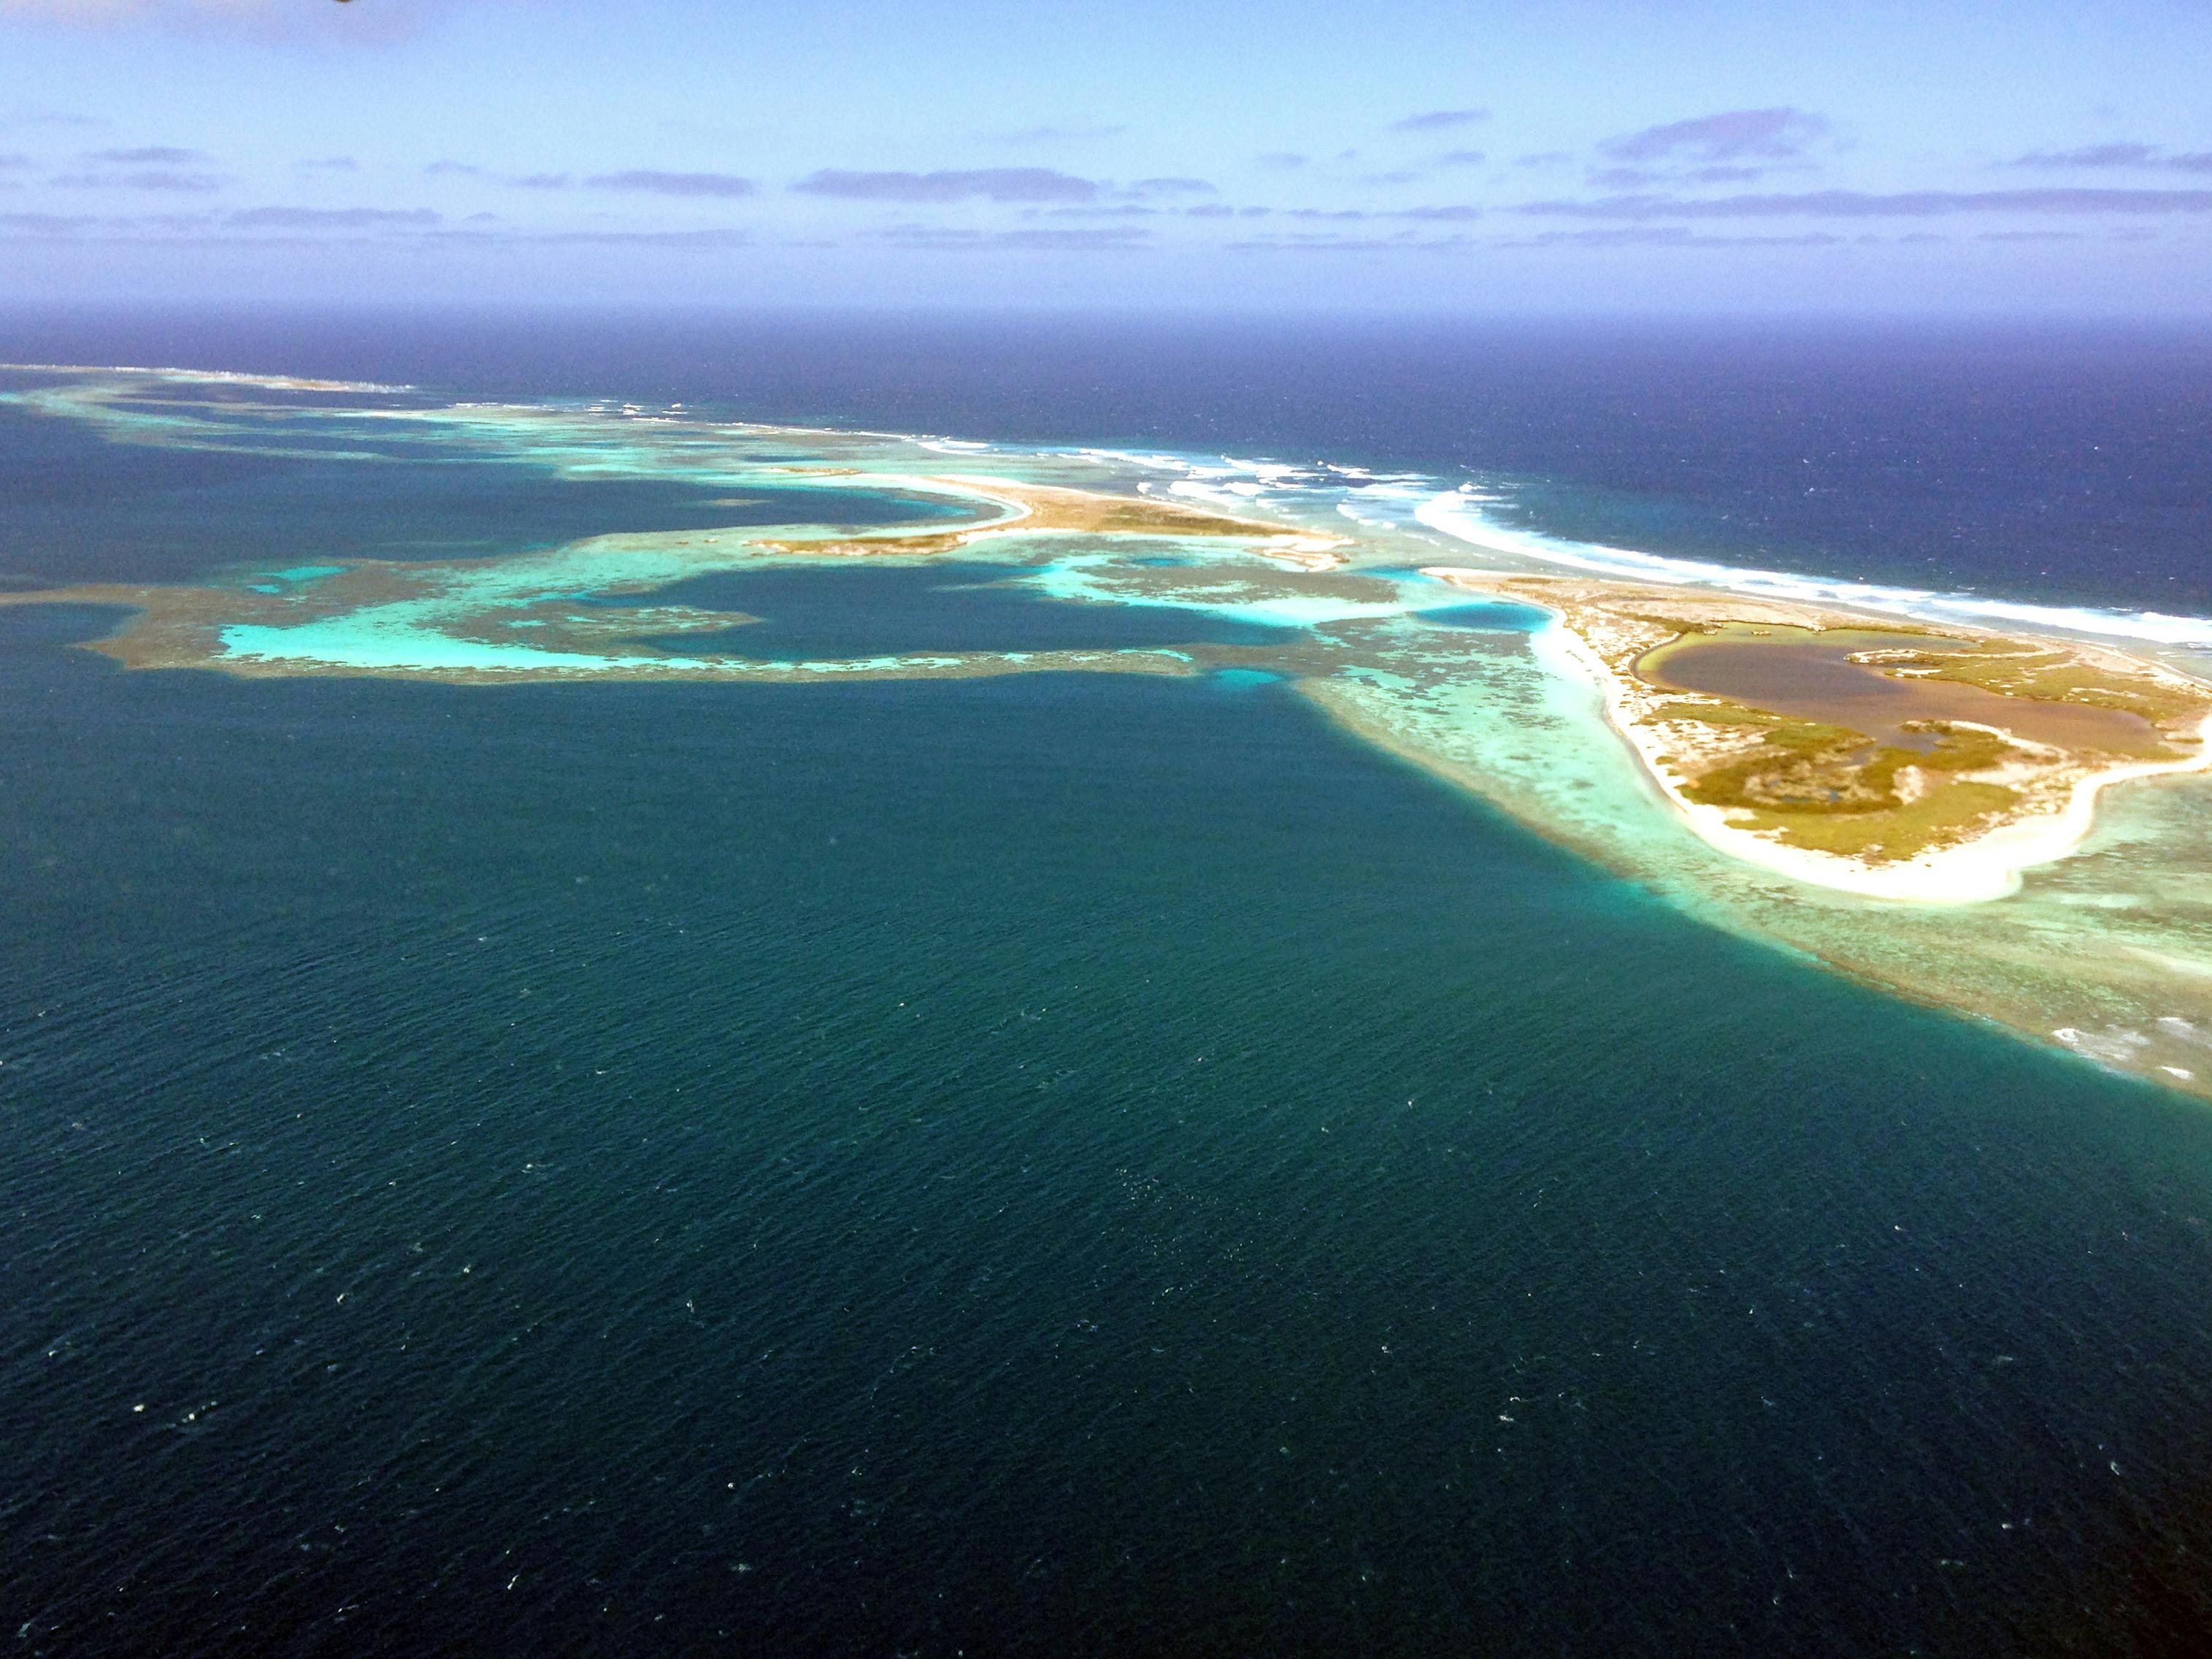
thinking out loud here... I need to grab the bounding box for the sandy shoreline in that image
[923,473,1351,568]
[1426,564,2212,905]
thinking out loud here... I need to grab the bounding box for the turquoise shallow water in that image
[609,562,1284,657]
[5,334,2212,1654]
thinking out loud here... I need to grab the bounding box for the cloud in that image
[0,153,31,169]
[1501,226,1848,248]
[0,202,553,244]
[2,0,277,13]
[1600,108,1830,163]
[1256,152,1307,170]
[427,163,761,196]
[585,169,756,198]
[0,110,105,130]
[1587,163,1773,188]
[82,144,204,163]
[50,168,225,191]
[0,210,97,232]
[1438,150,1486,167]
[2007,142,2212,174]
[298,156,358,172]
[1226,229,1483,253]
[2010,142,2160,169]
[433,225,754,248]
[228,205,441,228]
[1521,187,2212,219]
[538,227,749,246]
[1126,176,1213,196]
[986,123,1129,145]
[793,167,1097,203]
[872,223,1150,250]
[0,0,434,43]
[1229,235,1397,252]
[1286,203,1482,223]
[1391,109,1488,132]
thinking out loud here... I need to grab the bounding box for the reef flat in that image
[13,364,2212,1096]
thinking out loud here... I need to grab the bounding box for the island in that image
[1424,568,2212,903]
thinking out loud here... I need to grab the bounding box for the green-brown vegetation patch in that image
[1741,781,2022,859]
[1668,704,2032,860]
[1872,643,2209,728]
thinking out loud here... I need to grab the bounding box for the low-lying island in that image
[1425,568,2212,903]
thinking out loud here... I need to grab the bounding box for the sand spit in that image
[753,472,1351,569]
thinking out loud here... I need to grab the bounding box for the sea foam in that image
[1412,487,2212,651]
[1097,441,2212,654]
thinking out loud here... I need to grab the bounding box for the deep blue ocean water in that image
[0,393,964,588]
[7,307,2208,609]
[4,313,2212,1655]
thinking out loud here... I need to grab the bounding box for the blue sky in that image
[1,0,2207,313]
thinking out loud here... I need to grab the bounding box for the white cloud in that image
[0,0,463,39]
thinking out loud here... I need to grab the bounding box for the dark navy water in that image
[0,389,960,588]
[7,307,2208,610]
[6,315,2212,1655]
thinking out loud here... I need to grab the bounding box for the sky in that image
[0,0,2208,314]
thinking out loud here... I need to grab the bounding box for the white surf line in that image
[0,361,415,394]
[1414,486,2212,651]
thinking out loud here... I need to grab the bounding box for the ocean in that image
[4,310,2212,1655]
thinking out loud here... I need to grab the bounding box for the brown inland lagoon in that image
[1637,625,2161,755]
